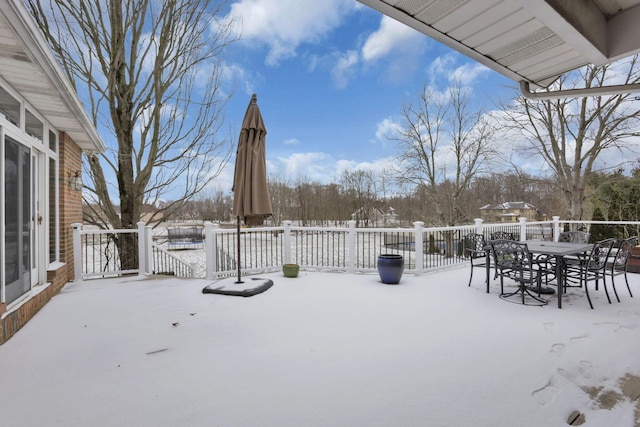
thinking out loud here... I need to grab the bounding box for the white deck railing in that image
[72,217,640,280]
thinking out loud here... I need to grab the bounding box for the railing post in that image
[137,222,146,276]
[552,216,561,241]
[348,220,356,273]
[283,220,292,265]
[413,221,424,275]
[72,223,83,282]
[474,218,484,234]
[204,222,217,280]
[518,217,527,241]
[145,225,153,274]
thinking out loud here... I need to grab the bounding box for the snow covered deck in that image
[0,267,639,426]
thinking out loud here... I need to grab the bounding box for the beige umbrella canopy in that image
[232,94,272,282]
[232,93,272,226]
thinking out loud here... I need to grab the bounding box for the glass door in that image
[31,151,43,286]
[4,135,31,304]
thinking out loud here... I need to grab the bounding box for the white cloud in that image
[450,63,490,86]
[283,138,300,146]
[375,117,400,141]
[331,50,359,89]
[358,15,427,84]
[219,62,247,93]
[226,0,357,66]
[268,152,399,184]
[426,52,489,87]
[335,157,397,176]
[361,16,423,62]
[273,152,334,182]
[224,5,427,89]
[317,13,429,89]
[427,53,457,77]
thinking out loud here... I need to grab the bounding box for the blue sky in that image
[213,0,516,191]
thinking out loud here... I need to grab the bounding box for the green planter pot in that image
[283,264,300,278]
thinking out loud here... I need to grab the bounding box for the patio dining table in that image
[523,240,593,309]
[483,240,593,308]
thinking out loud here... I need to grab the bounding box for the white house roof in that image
[0,0,104,152]
[358,0,640,92]
[480,201,536,210]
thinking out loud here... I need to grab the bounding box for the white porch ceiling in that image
[0,0,104,153]
[357,0,640,89]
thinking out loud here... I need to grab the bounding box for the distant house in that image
[351,204,398,227]
[141,203,163,224]
[480,201,538,223]
[0,1,105,344]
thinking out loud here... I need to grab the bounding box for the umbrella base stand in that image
[202,277,274,297]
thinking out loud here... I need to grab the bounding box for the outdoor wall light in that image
[69,170,82,191]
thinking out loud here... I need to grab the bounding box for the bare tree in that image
[28,0,235,266]
[267,174,294,226]
[469,173,565,220]
[393,80,495,226]
[339,170,377,227]
[191,187,232,222]
[500,56,640,220]
[293,176,313,226]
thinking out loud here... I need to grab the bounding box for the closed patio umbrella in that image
[232,94,272,283]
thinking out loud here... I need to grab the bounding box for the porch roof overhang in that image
[358,0,640,98]
[0,0,105,153]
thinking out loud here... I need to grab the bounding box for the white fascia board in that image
[607,4,640,61]
[0,0,105,153]
[515,0,608,65]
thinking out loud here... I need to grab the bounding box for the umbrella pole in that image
[236,216,242,283]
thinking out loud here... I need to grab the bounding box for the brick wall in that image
[0,133,83,345]
[59,132,83,267]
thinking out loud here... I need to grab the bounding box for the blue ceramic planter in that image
[377,254,404,284]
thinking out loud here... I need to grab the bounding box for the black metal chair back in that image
[584,238,616,271]
[490,231,515,241]
[612,236,637,270]
[491,239,529,271]
[464,233,486,259]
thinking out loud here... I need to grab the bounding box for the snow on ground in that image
[0,267,639,426]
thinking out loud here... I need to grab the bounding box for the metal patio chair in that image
[555,230,592,287]
[607,236,638,301]
[564,238,616,309]
[464,233,489,290]
[489,231,515,279]
[490,239,547,306]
